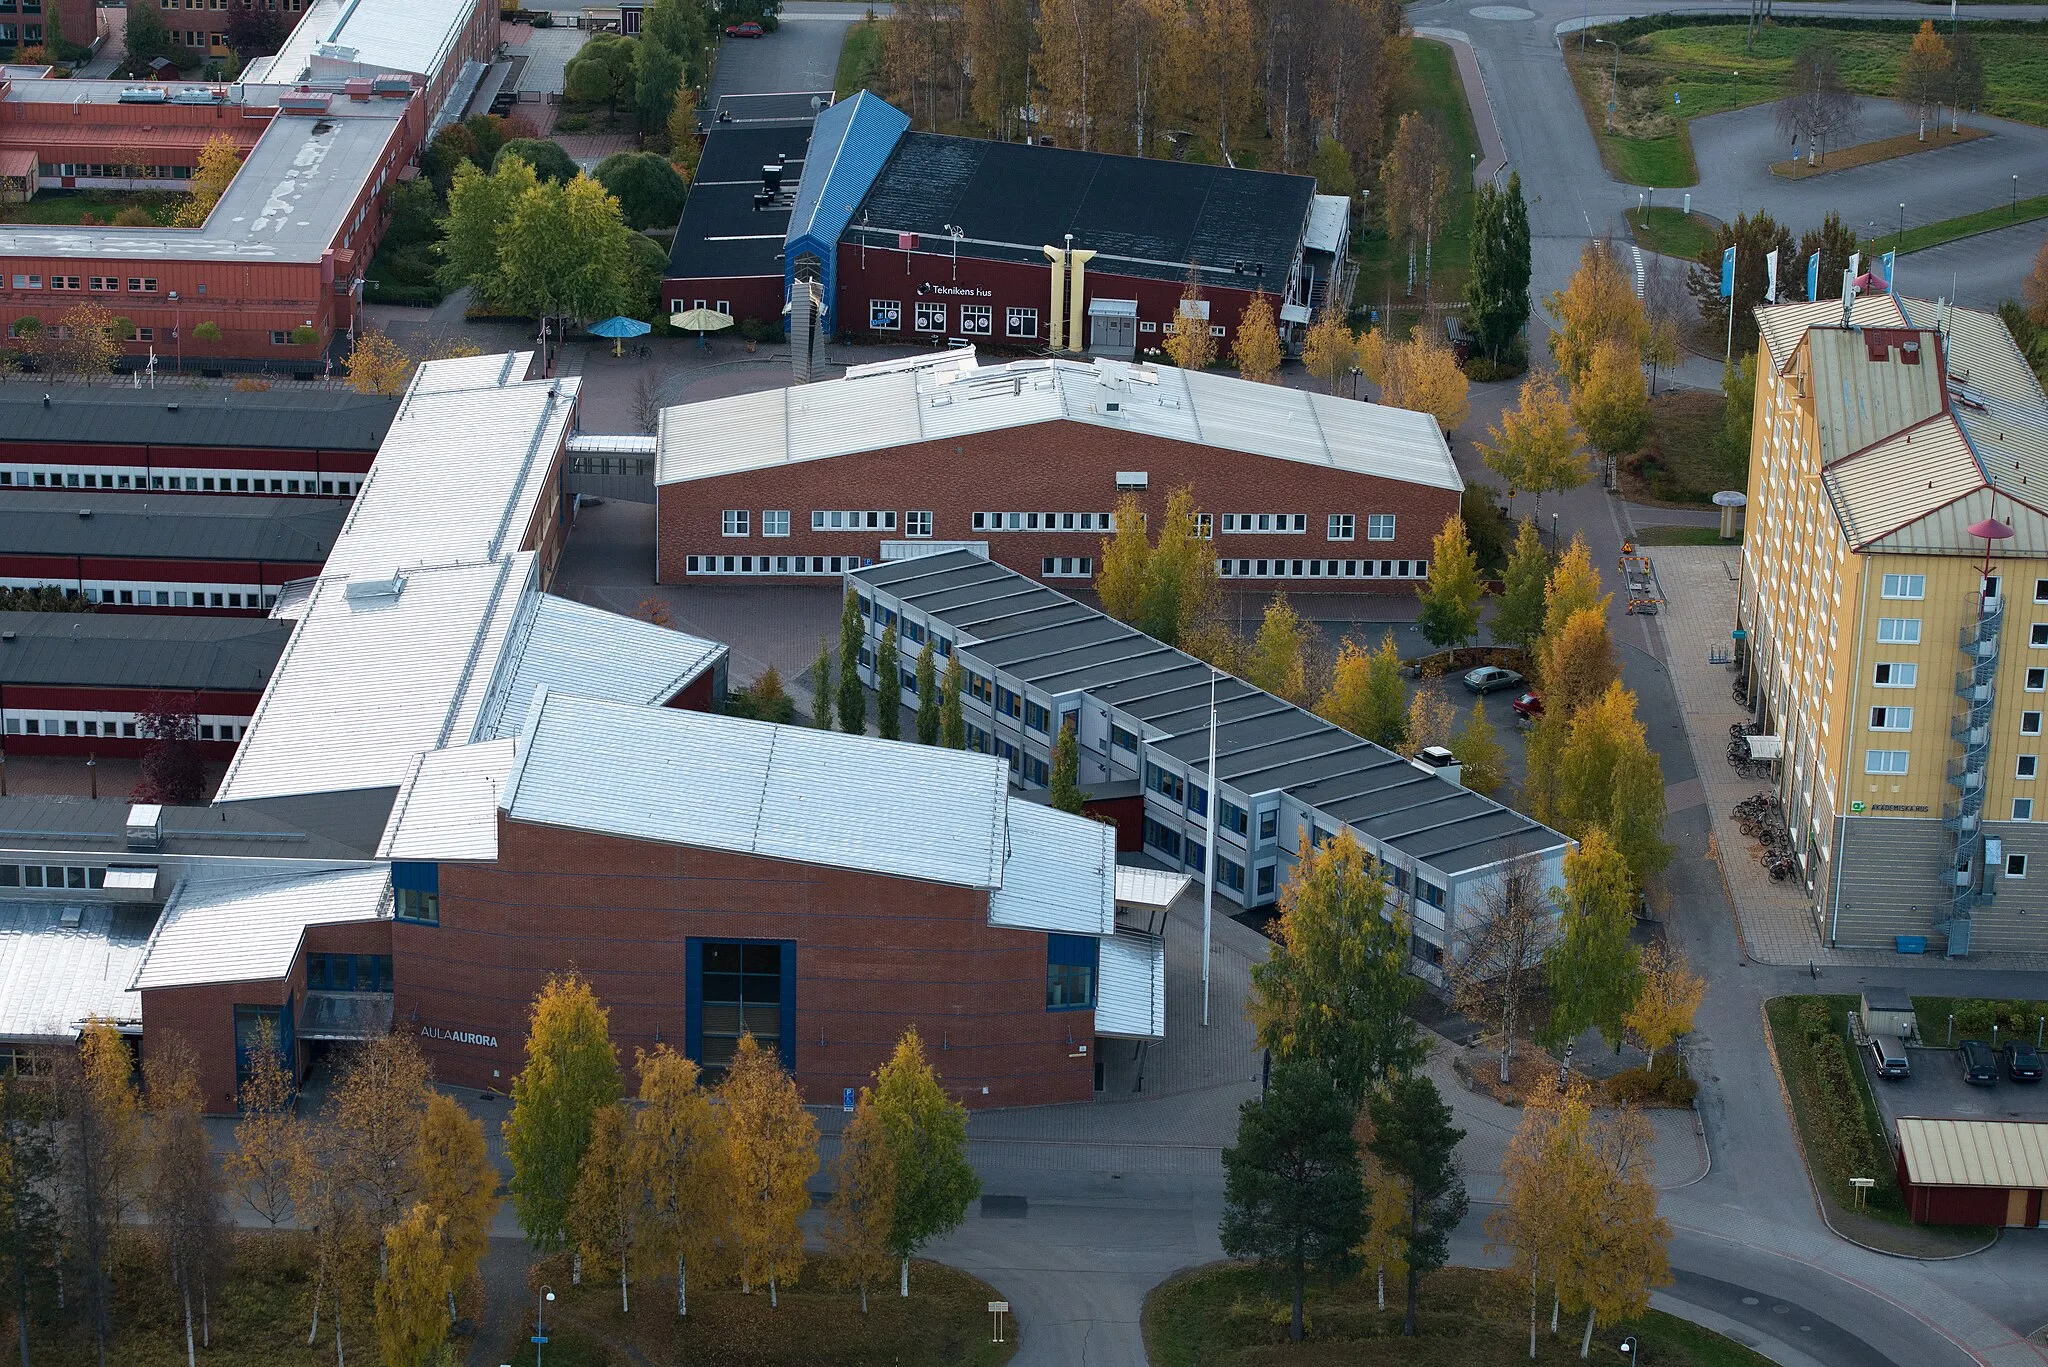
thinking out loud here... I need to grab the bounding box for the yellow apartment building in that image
[1737,294,2048,956]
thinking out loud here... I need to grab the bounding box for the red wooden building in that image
[1896,1116,2048,1227]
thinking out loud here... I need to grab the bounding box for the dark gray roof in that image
[847,133,1317,286]
[856,550,1569,875]
[0,794,377,863]
[667,121,814,281]
[0,492,344,564]
[0,383,398,452]
[0,612,290,693]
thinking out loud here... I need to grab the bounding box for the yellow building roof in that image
[1897,1117,2048,1188]
[1758,294,1908,371]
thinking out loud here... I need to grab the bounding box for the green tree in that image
[504,972,624,1252]
[1095,492,1150,624]
[1050,718,1087,813]
[1481,370,1584,522]
[1466,170,1531,363]
[1249,831,1421,1112]
[644,0,713,76]
[629,1046,728,1317]
[1552,681,1670,887]
[1571,338,1649,460]
[1316,632,1408,749]
[1140,485,1217,647]
[1368,1075,1468,1337]
[940,655,966,748]
[496,174,641,326]
[595,152,688,232]
[123,1,178,68]
[1309,136,1357,201]
[1544,827,1643,1051]
[1417,516,1484,650]
[437,155,538,302]
[1688,210,1794,355]
[374,1204,450,1367]
[1796,211,1858,301]
[1718,352,1757,478]
[837,589,867,734]
[0,1076,60,1367]
[823,1091,896,1313]
[1450,700,1507,796]
[1490,518,1549,650]
[635,38,687,131]
[914,640,940,745]
[874,621,902,741]
[1218,1060,1365,1344]
[565,33,641,114]
[1245,593,1317,705]
[810,640,834,729]
[495,138,580,185]
[871,1028,979,1297]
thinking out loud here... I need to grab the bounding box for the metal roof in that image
[131,862,390,991]
[657,353,1459,492]
[856,550,1569,876]
[1304,194,1349,255]
[0,794,370,862]
[0,383,397,452]
[0,612,290,692]
[1806,327,1946,467]
[0,899,154,1040]
[501,689,1016,889]
[1113,864,1191,911]
[1897,1116,2048,1189]
[377,737,516,863]
[1095,930,1165,1039]
[986,799,1115,935]
[784,90,909,257]
[474,593,726,742]
[323,353,576,580]
[258,0,479,90]
[0,490,344,563]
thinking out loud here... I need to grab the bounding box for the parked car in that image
[725,20,765,36]
[1512,690,1544,721]
[2004,1040,2044,1082]
[1866,1036,1911,1079]
[1462,666,1524,696]
[1959,1039,2000,1085]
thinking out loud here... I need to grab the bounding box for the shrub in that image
[190,321,222,342]
[287,324,317,345]
[1772,997,1897,1210]
[554,112,588,132]
[737,316,781,343]
[1955,999,1997,1040]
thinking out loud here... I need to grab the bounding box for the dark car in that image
[2004,1040,2044,1082]
[1512,690,1544,721]
[1960,1039,2000,1086]
[726,20,765,36]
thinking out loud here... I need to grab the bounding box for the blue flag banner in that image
[1720,246,1736,299]
[1880,250,1896,293]
[1807,252,1820,302]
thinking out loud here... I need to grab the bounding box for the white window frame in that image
[1876,618,1921,644]
[761,510,790,537]
[869,299,901,330]
[913,301,946,333]
[721,509,749,537]
[2016,798,2036,822]
[1006,306,1038,338]
[1872,662,1917,688]
[2026,711,2044,737]
[1328,514,1355,541]
[958,305,992,336]
[1864,749,1910,775]
[905,510,933,538]
[2019,755,2039,780]
[1868,706,1913,732]
[1366,513,1397,541]
[2033,623,2048,648]
[1880,573,1926,600]
[2008,853,2030,878]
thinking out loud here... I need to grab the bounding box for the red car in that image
[725,21,765,37]
[1512,691,1544,721]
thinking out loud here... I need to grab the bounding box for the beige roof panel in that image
[1822,418,1980,549]
[1757,294,1906,370]
[1898,1116,2048,1189]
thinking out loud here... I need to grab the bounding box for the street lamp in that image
[167,289,180,375]
[1620,1334,1641,1361]
[533,1286,555,1367]
[1590,38,1620,133]
[2017,175,2022,219]
[1896,202,1906,255]
[942,222,965,281]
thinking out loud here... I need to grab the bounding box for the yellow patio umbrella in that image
[673,307,735,349]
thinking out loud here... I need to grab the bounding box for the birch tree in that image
[630,1046,729,1317]
[375,1204,451,1367]
[415,1093,499,1326]
[1450,853,1553,1084]
[719,1034,817,1307]
[227,1017,301,1228]
[871,1028,978,1297]
[145,1038,227,1367]
[823,1091,896,1312]
[570,1103,639,1312]
[505,972,624,1253]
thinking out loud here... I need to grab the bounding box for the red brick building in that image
[654,352,1461,593]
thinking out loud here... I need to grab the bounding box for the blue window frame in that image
[308,953,392,992]
[1258,807,1278,842]
[1187,783,1208,818]
[1145,763,1184,803]
[1023,700,1050,733]
[686,938,796,1078]
[391,862,439,924]
[1217,855,1247,893]
[233,1001,290,1095]
[1220,800,1249,836]
[995,685,1023,719]
[1143,817,1181,859]
[1185,837,1207,876]
[1256,863,1277,897]
[1111,724,1138,752]
[1046,934,1098,1010]
[1022,753,1049,786]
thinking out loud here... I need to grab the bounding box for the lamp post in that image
[2017,175,2022,219]
[533,1286,555,1367]
[1620,1334,1641,1362]
[167,290,180,374]
[942,222,964,281]
[1896,202,1906,255]
[1591,38,1619,132]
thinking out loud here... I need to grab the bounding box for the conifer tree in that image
[1369,1075,1467,1337]
[810,640,834,729]
[914,640,940,745]
[1050,718,1087,814]
[1466,170,1531,364]
[939,655,967,749]
[875,621,902,741]
[837,589,868,735]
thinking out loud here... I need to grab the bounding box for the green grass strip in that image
[1896,194,2048,255]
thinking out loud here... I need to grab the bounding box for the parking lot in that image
[1861,1038,2048,1133]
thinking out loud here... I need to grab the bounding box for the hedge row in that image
[1769,996,1900,1210]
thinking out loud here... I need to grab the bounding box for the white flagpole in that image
[1201,667,1219,1028]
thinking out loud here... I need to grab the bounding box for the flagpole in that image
[1725,250,1736,364]
[1201,667,1219,1028]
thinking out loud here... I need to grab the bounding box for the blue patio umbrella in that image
[589,315,652,355]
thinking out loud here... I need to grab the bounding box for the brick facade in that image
[396,817,1094,1110]
[656,420,1458,593]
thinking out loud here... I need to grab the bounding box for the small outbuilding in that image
[1895,1117,2048,1226]
[1861,990,1917,1041]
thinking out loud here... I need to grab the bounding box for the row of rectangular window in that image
[0,864,106,889]
[307,952,392,993]
[1,469,360,495]
[1043,556,1092,578]
[871,300,1039,338]
[0,580,281,610]
[1219,557,1428,581]
[1214,514,1390,540]
[566,455,655,477]
[3,714,246,741]
[975,511,1115,532]
[683,553,872,576]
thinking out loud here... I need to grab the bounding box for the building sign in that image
[421,1025,499,1048]
[1849,802,1928,814]
[918,282,992,298]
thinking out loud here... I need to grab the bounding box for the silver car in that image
[1462,666,1524,696]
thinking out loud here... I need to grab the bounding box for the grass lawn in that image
[1565,18,2048,187]
[1769,124,1984,179]
[1144,1263,1775,1366]
[1628,206,1716,260]
[1910,995,2048,1048]
[1352,38,1479,329]
[835,18,884,100]
[1897,194,2048,254]
[0,189,179,226]
[501,1255,1019,1367]
[1633,524,1740,546]
[1620,390,1741,506]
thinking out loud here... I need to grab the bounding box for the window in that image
[1868,706,1912,731]
[1111,724,1138,752]
[1876,618,1921,644]
[691,940,791,1079]
[88,275,117,292]
[1880,573,1926,600]
[1219,514,1308,534]
[1146,763,1184,803]
[2016,799,2036,822]
[721,509,749,536]
[1041,556,1092,578]
[1256,863,1277,897]
[2019,756,2038,780]
[391,862,440,925]
[1219,800,1249,836]
[2030,668,2046,692]
[968,672,993,705]
[48,275,78,290]
[811,510,897,531]
[1366,513,1396,541]
[1216,856,1246,893]
[1021,753,1049,786]
[994,686,1022,720]
[1046,934,1097,1010]
[914,301,946,332]
[975,510,1113,532]
[905,510,933,538]
[1864,750,1910,774]
[1186,784,1207,818]
[307,953,393,992]
[1006,306,1038,337]
[233,1004,286,1094]
[762,509,789,537]
[270,330,290,345]
[869,299,901,330]
[1193,513,1212,539]
[127,278,157,293]
[1023,700,1051,733]
[1143,817,1181,859]
[2034,577,2048,604]
[2008,853,2030,879]
[1873,662,1917,687]
[1258,808,1278,842]
[959,305,992,335]
[10,275,38,289]
[1328,514,1355,541]
[2028,712,2044,737]
[1184,837,1207,875]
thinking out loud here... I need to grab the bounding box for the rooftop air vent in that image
[76,507,90,518]
[125,803,163,851]
[59,906,83,928]
[343,570,408,602]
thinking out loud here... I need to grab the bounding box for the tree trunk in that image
[183,1275,196,1367]
[620,1256,630,1314]
[769,1272,778,1309]
[1403,1260,1421,1337]
[447,1289,458,1328]
[901,1257,910,1298]
[678,1256,687,1317]
[202,1275,211,1348]
[335,1313,345,1367]
[572,1249,582,1286]
[1551,1288,1560,1334]
[1290,1259,1305,1342]
[1500,998,1515,1083]
[861,1279,869,1314]
[308,1250,326,1346]
[1377,1264,1385,1311]
[1580,1307,1597,1359]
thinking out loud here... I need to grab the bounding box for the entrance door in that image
[1088,302,1139,359]
[2006,1187,2029,1227]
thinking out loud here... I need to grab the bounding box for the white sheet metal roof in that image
[0,900,150,1039]
[1095,930,1165,1039]
[987,800,1115,935]
[378,738,517,862]
[501,691,1014,888]
[263,0,479,87]
[476,594,725,741]
[131,864,389,991]
[324,355,575,580]
[656,355,1460,493]
[1304,194,1348,253]
[217,555,536,804]
[1897,1116,2048,1189]
[1114,864,1192,912]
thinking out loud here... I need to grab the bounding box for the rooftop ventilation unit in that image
[117,86,167,104]
[169,86,225,104]
[125,803,163,851]
[343,570,408,602]
[58,906,82,929]
[279,90,334,114]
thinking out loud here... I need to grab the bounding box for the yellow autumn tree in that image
[719,1034,818,1306]
[1551,1092,1672,1358]
[1302,306,1357,394]
[1571,337,1650,459]
[1245,593,1318,705]
[1450,700,1507,796]
[1548,680,1671,887]
[1402,684,1460,760]
[1898,21,1951,139]
[414,1092,498,1327]
[1164,261,1217,370]
[630,1046,730,1316]
[1545,241,1644,385]
[570,1102,640,1312]
[1481,370,1585,521]
[822,1089,896,1313]
[1378,331,1469,432]
[227,1017,302,1228]
[1487,1080,1590,1359]
[1317,632,1408,749]
[346,330,415,396]
[1625,943,1706,1066]
[172,133,244,228]
[1231,291,1283,383]
[1540,534,1608,646]
[1095,492,1150,624]
[1534,606,1618,725]
[374,1203,451,1367]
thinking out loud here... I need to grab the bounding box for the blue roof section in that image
[783,91,911,335]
